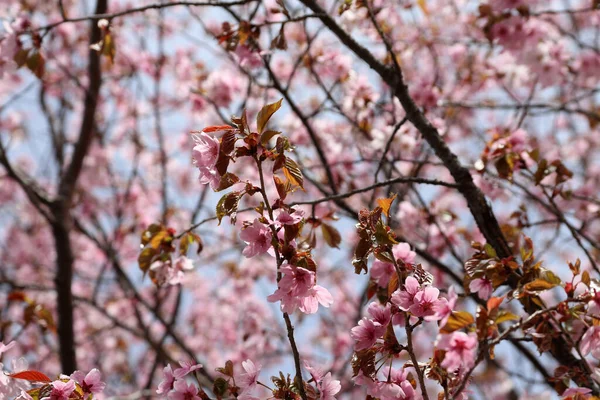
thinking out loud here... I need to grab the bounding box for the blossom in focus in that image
[240,219,272,258]
[42,380,76,400]
[350,317,386,351]
[469,277,493,300]
[70,369,106,395]
[192,131,221,190]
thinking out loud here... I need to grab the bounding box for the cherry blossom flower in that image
[70,369,106,395]
[318,373,341,400]
[367,302,391,327]
[167,380,200,400]
[409,286,444,321]
[192,131,221,190]
[240,220,272,258]
[273,209,305,227]
[156,364,176,394]
[391,276,421,311]
[299,285,334,314]
[437,332,478,372]
[173,361,203,379]
[433,286,457,327]
[580,326,600,359]
[42,380,76,400]
[469,277,493,300]
[238,360,262,394]
[350,317,386,351]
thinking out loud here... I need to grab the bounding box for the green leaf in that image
[256,99,283,134]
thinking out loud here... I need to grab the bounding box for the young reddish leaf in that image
[582,270,591,287]
[282,157,304,190]
[273,175,288,200]
[388,273,399,297]
[7,291,28,302]
[26,52,45,79]
[260,130,281,145]
[203,125,235,133]
[256,99,283,134]
[216,191,242,225]
[376,194,397,219]
[440,311,474,334]
[487,296,504,312]
[321,223,341,248]
[523,279,557,292]
[10,370,52,383]
[214,172,240,192]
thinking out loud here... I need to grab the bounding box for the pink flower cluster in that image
[350,302,391,351]
[267,264,333,314]
[354,367,422,400]
[391,277,446,322]
[156,361,204,399]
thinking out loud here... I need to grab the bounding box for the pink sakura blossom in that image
[273,209,305,227]
[580,326,600,359]
[240,220,272,258]
[304,360,325,382]
[391,276,421,311]
[367,302,391,326]
[432,286,457,327]
[370,243,416,287]
[238,359,261,393]
[409,286,444,321]
[438,332,478,372]
[350,317,386,351]
[192,131,221,190]
[318,373,341,400]
[70,369,106,395]
[299,285,334,314]
[469,277,493,300]
[167,380,200,400]
[169,256,195,285]
[268,265,333,314]
[174,361,203,379]
[42,380,76,400]
[156,364,176,394]
[587,288,600,316]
